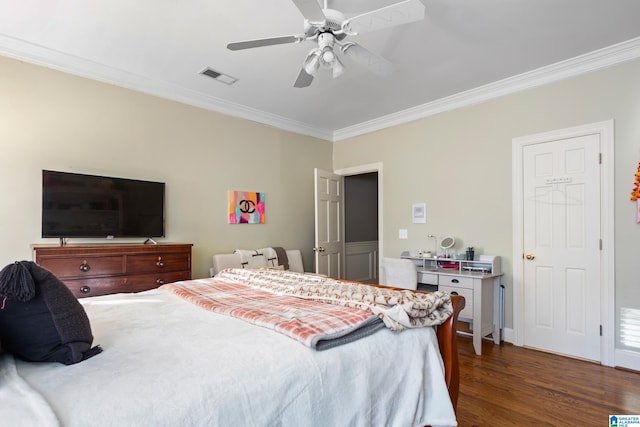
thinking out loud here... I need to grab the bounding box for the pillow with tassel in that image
[0,261,102,364]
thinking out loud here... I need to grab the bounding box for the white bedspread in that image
[0,353,59,427]
[6,288,457,427]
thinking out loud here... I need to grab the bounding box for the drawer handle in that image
[80,286,91,294]
[156,279,165,285]
[156,257,165,268]
[450,291,459,296]
[451,278,459,283]
[79,261,91,272]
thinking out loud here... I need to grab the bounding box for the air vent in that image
[200,67,237,85]
[621,307,640,349]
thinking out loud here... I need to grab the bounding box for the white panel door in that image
[523,134,601,361]
[314,168,344,278]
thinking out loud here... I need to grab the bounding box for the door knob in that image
[313,247,326,252]
[525,253,535,260]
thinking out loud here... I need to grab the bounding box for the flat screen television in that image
[42,170,165,239]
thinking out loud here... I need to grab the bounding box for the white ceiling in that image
[2,0,640,141]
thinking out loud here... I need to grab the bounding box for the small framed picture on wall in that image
[228,190,265,224]
[412,203,426,224]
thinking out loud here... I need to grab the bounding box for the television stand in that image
[144,237,158,245]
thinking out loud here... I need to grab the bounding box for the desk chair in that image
[382,257,418,290]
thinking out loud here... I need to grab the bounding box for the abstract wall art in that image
[228,190,265,224]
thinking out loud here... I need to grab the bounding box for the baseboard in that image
[502,330,640,370]
[615,349,640,371]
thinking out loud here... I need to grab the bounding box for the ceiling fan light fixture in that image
[332,56,345,78]
[303,51,321,76]
[321,49,335,64]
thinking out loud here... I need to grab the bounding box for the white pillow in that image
[234,249,267,269]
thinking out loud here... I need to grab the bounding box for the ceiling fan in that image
[227,0,426,88]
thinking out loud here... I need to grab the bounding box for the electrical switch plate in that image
[399,229,408,239]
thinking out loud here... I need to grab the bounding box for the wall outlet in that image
[399,229,408,239]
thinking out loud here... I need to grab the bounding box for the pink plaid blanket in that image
[161,277,382,349]
[214,268,453,331]
[161,269,453,349]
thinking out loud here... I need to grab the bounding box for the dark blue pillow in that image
[0,261,102,364]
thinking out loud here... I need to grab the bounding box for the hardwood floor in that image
[455,335,640,426]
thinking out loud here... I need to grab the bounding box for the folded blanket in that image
[204,269,452,332]
[161,278,383,349]
[272,247,289,270]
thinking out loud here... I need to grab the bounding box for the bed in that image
[0,251,464,427]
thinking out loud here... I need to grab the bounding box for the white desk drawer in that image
[418,271,438,285]
[439,275,474,289]
[439,285,473,319]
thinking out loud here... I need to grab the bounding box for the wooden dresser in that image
[33,243,192,298]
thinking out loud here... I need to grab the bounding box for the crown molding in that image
[333,36,640,142]
[0,35,334,142]
[2,34,639,144]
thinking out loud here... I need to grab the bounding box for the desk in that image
[403,254,502,355]
[433,269,502,355]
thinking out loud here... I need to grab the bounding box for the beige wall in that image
[4,52,640,355]
[0,56,332,278]
[334,58,640,351]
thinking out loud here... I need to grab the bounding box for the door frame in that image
[334,162,384,281]
[512,120,615,366]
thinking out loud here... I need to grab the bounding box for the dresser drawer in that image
[63,271,190,298]
[62,277,128,298]
[38,255,125,279]
[439,285,473,320]
[126,253,190,274]
[418,271,439,285]
[439,275,474,289]
[126,271,191,288]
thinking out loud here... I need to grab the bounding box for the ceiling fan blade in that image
[290,0,326,24]
[341,43,395,76]
[294,69,314,88]
[344,0,425,35]
[227,35,303,51]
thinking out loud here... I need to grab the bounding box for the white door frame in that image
[334,162,384,281]
[512,120,615,366]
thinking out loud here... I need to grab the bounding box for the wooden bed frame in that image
[437,294,465,411]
